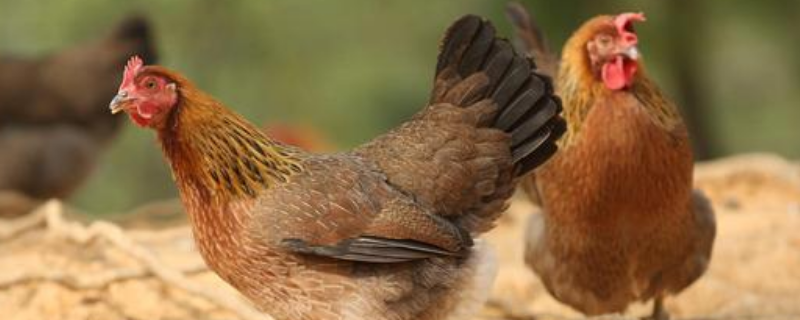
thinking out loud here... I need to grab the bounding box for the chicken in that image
[0,15,158,209]
[109,15,564,320]
[522,12,716,319]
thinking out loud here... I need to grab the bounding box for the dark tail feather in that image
[505,2,559,78]
[515,117,565,173]
[506,2,550,56]
[429,16,563,176]
[432,15,564,176]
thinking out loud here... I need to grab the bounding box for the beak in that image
[621,46,640,61]
[109,91,130,114]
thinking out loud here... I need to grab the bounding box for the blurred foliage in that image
[0,0,797,214]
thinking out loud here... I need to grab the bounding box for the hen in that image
[522,12,716,319]
[109,15,564,320]
[0,16,157,210]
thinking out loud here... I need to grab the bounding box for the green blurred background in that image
[0,0,797,215]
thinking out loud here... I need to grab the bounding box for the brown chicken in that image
[522,12,716,320]
[109,15,564,320]
[0,16,157,208]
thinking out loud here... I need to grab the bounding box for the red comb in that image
[614,12,646,46]
[120,56,144,89]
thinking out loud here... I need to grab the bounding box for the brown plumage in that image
[0,15,157,207]
[110,16,564,320]
[522,13,716,319]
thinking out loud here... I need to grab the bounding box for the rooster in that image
[522,12,716,320]
[109,15,564,320]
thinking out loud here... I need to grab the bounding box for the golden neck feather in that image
[556,45,681,147]
[159,87,304,201]
[556,54,599,146]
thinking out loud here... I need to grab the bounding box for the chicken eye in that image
[596,35,612,47]
[145,80,157,89]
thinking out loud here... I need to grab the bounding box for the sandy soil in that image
[0,153,798,320]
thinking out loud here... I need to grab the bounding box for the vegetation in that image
[0,0,796,214]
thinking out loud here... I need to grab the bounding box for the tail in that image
[431,15,565,176]
[505,2,559,78]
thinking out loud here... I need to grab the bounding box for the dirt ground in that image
[0,153,798,320]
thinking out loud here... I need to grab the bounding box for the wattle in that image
[601,56,637,90]
[128,113,149,127]
[131,102,159,127]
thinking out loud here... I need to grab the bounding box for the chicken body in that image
[523,14,715,318]
[113,16,563,320]
[184,153,501,320]
[0,16,157,205]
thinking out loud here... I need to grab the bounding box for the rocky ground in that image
[0,153,798,320]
